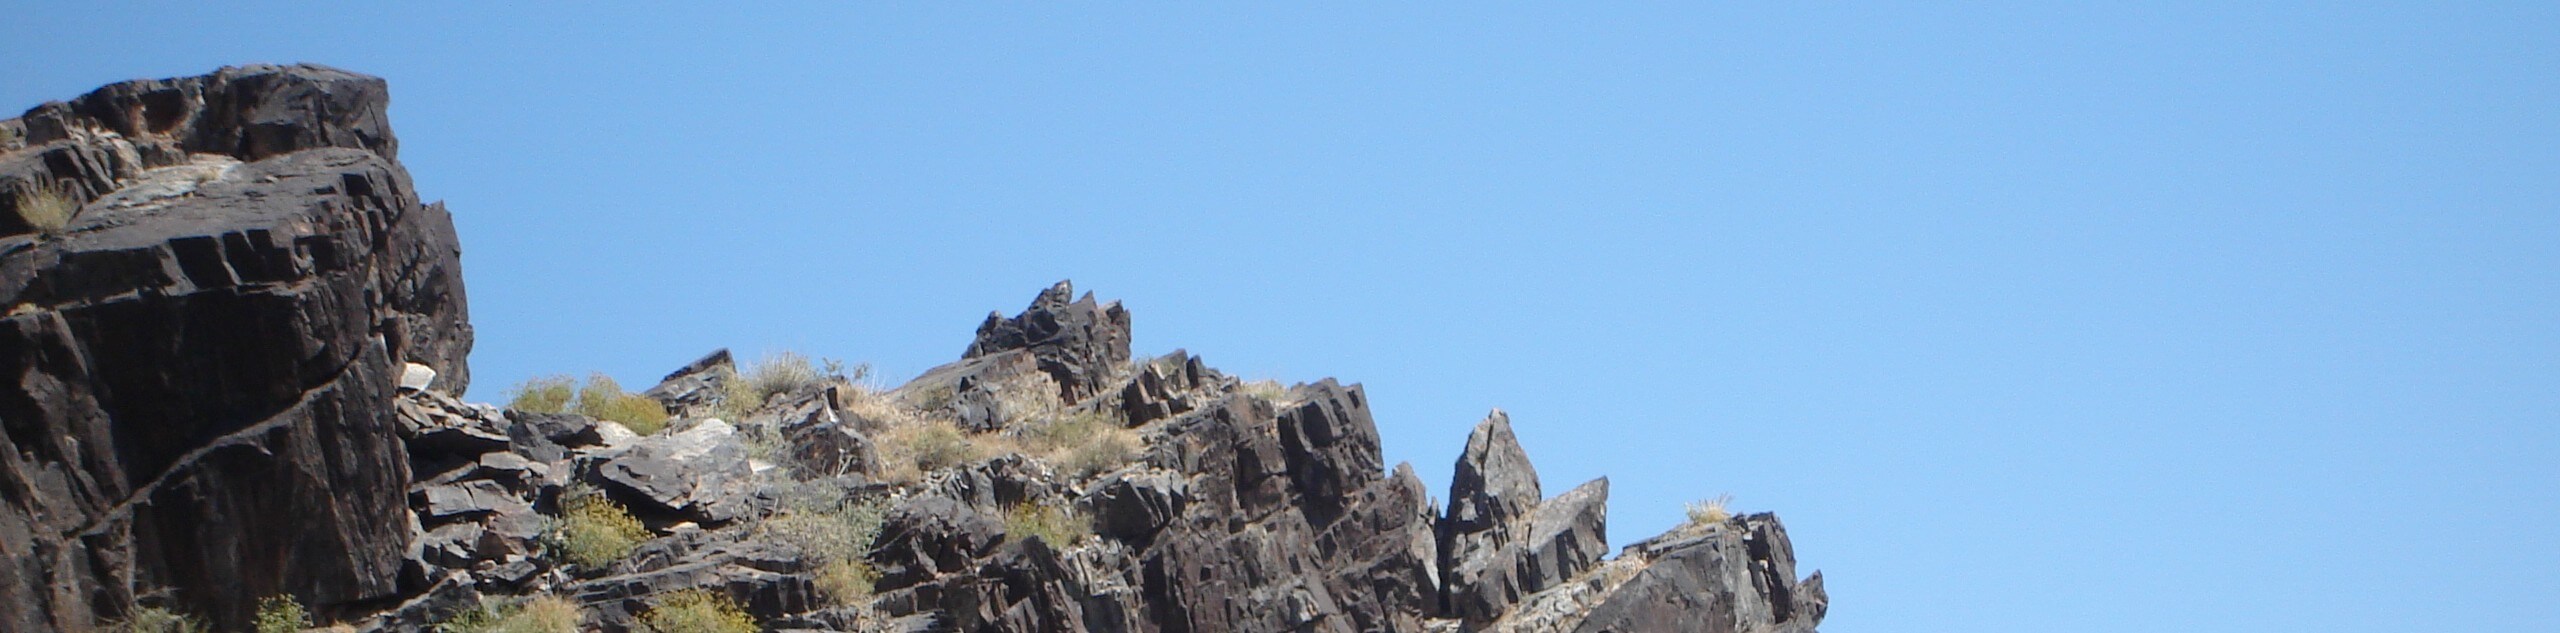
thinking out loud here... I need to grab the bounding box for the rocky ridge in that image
[0,66,1822,632]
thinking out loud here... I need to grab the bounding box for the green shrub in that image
[756,495,888,605]
[575,373,669,435]
[638,590,756,633]
[1002,503,1090,548]
[437,595,582,633]
[506,375,576,414]
[107,606,204,633]
[549,485,650,569]
[10,178,78,238]
[252,595,307,633]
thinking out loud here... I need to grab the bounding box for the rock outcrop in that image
[0,64,470,630]
[0,66,1822,633]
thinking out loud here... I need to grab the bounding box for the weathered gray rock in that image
[1445,409,1540,535]
[595,420,758,524]
[568,533,823,631]
[0,64,468,631]
[962,280,1132,402]
[641,348,736,419]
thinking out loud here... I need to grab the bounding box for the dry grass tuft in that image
[1239,379,1290,404]
[107,606,204,633]
[877,419,977,484]
[1019,408,1141,479]
[10,178,78,238]
[1684,494,1734,529]
[1002,502,1092,548]
[436,595,582,633]
[721,351,824,418]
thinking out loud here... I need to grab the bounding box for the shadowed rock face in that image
[0,64,469,631]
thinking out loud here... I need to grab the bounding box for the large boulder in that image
[594,420,759,524]
[0,64,468,630]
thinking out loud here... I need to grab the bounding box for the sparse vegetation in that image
[549,484,650,569]
[575,373,670,434]
[638,589,757,633]
[252,595,308,633]
[1002,502,1091,548]
[1021,409,1142,479]
[722,351,823,418]
[758,490,889,605]
[12,178,80,238]
[506,375,575,414]
[905,383,957,412]
[1240,379,1290,404]
[436,595,582,633]
[878,419,976,483]
[107,605,204,633]
[506,374,668,433]
[1685,494,1734,528]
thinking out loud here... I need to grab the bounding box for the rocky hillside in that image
[0,66,1823,632]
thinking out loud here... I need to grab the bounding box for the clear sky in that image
[7,3,2555,630]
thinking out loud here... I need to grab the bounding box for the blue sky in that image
[7,3,2555,630]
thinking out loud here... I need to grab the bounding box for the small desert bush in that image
[638,590,757,633]
[1021,409,1141,479]
[252,595,308,633]
[437,595,582,633]
[756,495,889,605]
[877,419,976,483]
[107,605,204,633]
[1685,494,1734,528]
[576,373,669,435]
[722,351,822,418]
[1002,503,1091,548]
[10,178,78,238]
[549,484,650,569]
[506,375,576,414]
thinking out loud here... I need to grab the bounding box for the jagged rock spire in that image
[963,280,1132,402]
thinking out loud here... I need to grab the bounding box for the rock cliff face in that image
[0,67,1819,632]
[0,65,470,630]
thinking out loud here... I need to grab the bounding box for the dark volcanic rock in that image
[0,64,469,630]
[1569,514,1826,633]
[962,280,1131,402]
[1445,409,1540,536]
